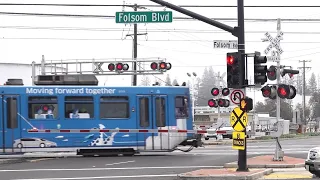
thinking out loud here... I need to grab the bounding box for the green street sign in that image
[115,11,173,24]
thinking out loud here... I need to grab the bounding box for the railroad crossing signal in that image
[261,85,277,99]
[267,65,277,81]
[230,107,248,132]
[232,131,245,150]
[277,84,297,99]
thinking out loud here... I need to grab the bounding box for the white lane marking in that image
[0,165,223,172]
[13,174,178,180]
[105,161,135,166]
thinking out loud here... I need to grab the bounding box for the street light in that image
[186,72,197,122]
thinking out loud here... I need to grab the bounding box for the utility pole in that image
[298,60,312,129]
[125,4,148,86]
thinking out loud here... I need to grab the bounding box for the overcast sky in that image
[0,0,318,107]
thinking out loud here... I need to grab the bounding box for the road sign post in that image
[115,11,173,23]
[230,106,248,171]
[263,18,284,161]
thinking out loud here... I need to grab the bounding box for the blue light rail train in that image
[0,75,202,156]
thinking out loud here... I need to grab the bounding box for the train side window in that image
[175,96,189,118]
[65,96,94,119]
[7,97,18,129]
[155,97,166,127]
[28,96,58,119]
[139,97,149,127]
[100,96,129,119]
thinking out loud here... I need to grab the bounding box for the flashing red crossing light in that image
[208,99,218,108]
[150,62,172,71]
[261,85,276,99]
[108,63,115,71]
[277,84,296,99]
[221,88,230,96]
[217,98,230,107]
[211,88,219,96]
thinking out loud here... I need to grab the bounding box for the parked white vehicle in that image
[204,128,217,140]
[14,138,57,148]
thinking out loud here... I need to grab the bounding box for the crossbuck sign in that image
[264,31,284,55]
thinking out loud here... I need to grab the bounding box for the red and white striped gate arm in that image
[27,128,227,134]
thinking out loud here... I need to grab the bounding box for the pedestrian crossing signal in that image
[239,97,253,112]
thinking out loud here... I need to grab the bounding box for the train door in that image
[0,95,21,152]
[136,95,168,150]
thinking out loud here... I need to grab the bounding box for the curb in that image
[177,168,273,180]
[224,163,305,168]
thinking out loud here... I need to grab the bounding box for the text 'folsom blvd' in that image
[26,88,117,95]
[115,11,173,23]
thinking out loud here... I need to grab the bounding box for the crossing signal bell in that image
[277,84,296,99]
[254,52,268,85]
[226,52,242,88]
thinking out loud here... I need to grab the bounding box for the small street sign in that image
[229,89,245,105]
[264,31,284,55]
[267,56,280,61]
[232,131,245,150]
[230,107,248,132]
[115,11,173,24]
[213,40,238,49]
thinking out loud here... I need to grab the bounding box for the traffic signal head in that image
[208,99,218,108]
[114,63,129,71]
[267,65,277,81]
[277,84,296,99]
[280,69,299,77]
[261,85,277,99]
[217,98,230,107]
[221,88,230,96]
[226,52,243,88]
[108,63,115,71]
[254,52,268,85]
[240,97,253,112]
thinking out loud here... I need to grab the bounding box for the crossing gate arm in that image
[27,128,227,134]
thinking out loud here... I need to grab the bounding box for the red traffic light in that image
[108,63,115,71]
[208,99,218,108]
[227,55,234,65]
[222,88,230,96]
[211,88,219,96]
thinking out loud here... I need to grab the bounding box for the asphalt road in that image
[0,137,318,180]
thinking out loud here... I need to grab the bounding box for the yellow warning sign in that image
[230,107,248,132]
[232,131,245,150]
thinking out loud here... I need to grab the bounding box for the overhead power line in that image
[0,3,318,8]
[0,11,320,22]
[2,25,320,35]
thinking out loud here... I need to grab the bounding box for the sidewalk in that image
[259,168,314,179]
[178,155,309,180]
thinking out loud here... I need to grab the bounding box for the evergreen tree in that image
[197,67,217,106]
[164,74,172,86]
[172,79,178,86]
[307,73,317,95]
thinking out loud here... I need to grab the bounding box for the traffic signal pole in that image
[148,0,247,171]
[236,0,248,172]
